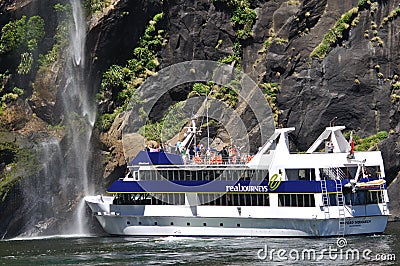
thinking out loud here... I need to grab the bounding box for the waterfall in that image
[22,0,96,237]
[60,0,95,235]
[19,140,65,237]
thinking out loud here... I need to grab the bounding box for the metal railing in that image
[181,154,255,165]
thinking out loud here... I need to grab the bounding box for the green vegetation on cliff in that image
[0,15,45,74]
[213,0,256,40]
[188,82,239,108]
[98,12,166,131]
[139,102,189,144]
[0,140,37,201]
[310,0,394,59]
[38,4,71,70]
[381,8,400,27]
[310,7,359,59]
[84,0,113,15]
[219,42,242,67]
[0,16,45,54]
[261,82,280,126]
[213,0,256,70]
[344,130,389,151]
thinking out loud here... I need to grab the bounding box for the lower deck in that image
[86,192,389,220]
[91,212,388,237]
[85,190,390,237]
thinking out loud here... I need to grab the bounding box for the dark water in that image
[0,222,398,265]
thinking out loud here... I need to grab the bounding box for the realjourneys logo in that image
[268,173,282,191]
[225,184,269,192]
[225,173,283,192]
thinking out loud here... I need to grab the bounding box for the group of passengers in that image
[144,140,246,164]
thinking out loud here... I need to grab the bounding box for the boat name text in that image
[225,184,269,192]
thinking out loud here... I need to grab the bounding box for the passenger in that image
[185,147,191,163]
[200,144,206,158]
[176,141,182,154]
[165,142,172,153]
[189,145,196,160]
[205,148,211,164]
[181,147,187,163]
[219,146,229,164]
[327,141,334,153]
[149,145,157,152]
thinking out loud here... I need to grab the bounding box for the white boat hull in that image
[92,214,388,237]
[85,196,388,237]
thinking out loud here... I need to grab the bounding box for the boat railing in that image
[321,167,347,180]
[183,154,254,166]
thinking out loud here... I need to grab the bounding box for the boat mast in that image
[180,116,199,150]
[206,95,210,151]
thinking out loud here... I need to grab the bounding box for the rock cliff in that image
[0,0,399,237]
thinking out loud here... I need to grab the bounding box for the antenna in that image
[329,117,338,127]
[206,95,210,151]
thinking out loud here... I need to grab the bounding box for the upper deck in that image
[127,125,385,183]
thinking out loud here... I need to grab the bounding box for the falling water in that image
[60,0,95,235]
[19,139,65,237]
[18,0,95,238]
[70,1,85,67]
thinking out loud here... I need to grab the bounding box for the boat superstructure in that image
[85,125,389,237]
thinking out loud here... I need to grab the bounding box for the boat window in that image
[112,193,186,205]
[286,169,316,181]
[328,194,337,206]
[139,168,266,181]
[319,167,358,180]
[367,191,379,204]
[341,167,357,179]
[364,166,381,178]
[343,190,383,205]
[113,193,150,205]
[278,194,316,207]
[200,193,269,206]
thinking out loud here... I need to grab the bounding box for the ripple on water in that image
[0,223,398,265]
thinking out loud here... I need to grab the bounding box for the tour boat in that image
[84,123,390,237]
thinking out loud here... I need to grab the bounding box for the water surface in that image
[1,222,398,265]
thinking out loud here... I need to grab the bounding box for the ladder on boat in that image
[380,182,388,215]
[320,179,330,219]
[336,179,346,237]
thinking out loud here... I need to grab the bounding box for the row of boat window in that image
[113,193,315,207]
[127,220,243,228]
[199,193,270,206]
[324,190,384,206]
[113,193,271,206]
[113,191,384,207]
[286,166,381,181]
[277,194,316,207]
[137,169,268,181]
[134,166,381,181]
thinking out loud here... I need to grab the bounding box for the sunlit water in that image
[0,223,398,265]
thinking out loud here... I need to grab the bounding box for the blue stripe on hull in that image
[107,179,383,193]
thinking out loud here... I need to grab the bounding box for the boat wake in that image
[6,234,96,242]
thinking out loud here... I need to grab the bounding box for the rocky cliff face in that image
[0,0,399,238]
